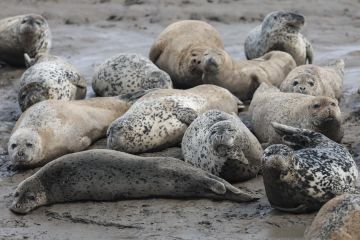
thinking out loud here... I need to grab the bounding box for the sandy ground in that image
[0,0,360,239]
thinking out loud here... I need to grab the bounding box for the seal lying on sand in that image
[18,53,86,111]
[201,50,296,100]
[262,123,358,213]
[107,85,242,153]
[244,11,313,65]
[0,14,51,67]
[280,59,345,99]
[10,149,259,214]
[8,91,147,169]
[92,53,172,97]
[249,83,343,144]
[305,193,360,240]
[149,20,224,88]
[182,110,262,182]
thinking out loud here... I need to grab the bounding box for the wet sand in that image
[0,0,359,239]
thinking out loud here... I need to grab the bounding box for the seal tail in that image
[203,173,260,202]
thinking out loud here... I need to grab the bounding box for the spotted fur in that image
[305,194,360,240]
[262,123,358,213]
[244,11,313,65]
[107,85,242,153]
[10,149,259,214]
[0,14,51,66]
[18,54,86,111]
[92,53,172,97]
[182,110,263,182]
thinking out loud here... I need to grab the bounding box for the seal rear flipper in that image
[24,53,36,68]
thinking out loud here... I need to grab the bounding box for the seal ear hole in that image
[293,81,299,86]
[14,192,19,198]
[11,144,17,149]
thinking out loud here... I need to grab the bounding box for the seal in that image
[249,83,343,144]
[262,122,358,213]
[92,53,172,97]
[149,20,224,88]
[8,90,148,169]
[280,59,345,99]
[107,84,243,153]
[182,110,263,182]
[201,49,296,101]
[304,193,360,240]
[10,149,260,214]
[244,11,313,65]
[0,14,51,67]
[18,53,87,112]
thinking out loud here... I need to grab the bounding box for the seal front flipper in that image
[304,37,314,64]
[174,107,198,125]
[274,204,310,213]
[118,88,159,103]
[24,53,36,68]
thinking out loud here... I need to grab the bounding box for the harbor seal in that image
[149,20,224,88]
[182,110,263,182]
[92,53,172,97]
[201,50,296,101]
[280,59,345,99]
[8,90,147,169]
[244,11,313,65]
[249,83,343,144]
[107,85,243,153]
[262,122,358,213]
[10,149,259,214]
[18,53,87,112]
[305,193,360,240]
[0,14,51,67]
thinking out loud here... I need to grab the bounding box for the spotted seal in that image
[0,14,51,67]
[201,50,296,101]
[244,11,313,65]
[92,53,172,97]
[249,83,343,144]
[8,90,147,169]
[280,59,345,99]
[149,20,224,88]
[10,149,259,214]
[305,193,360,240]
[262,122,358,213]
[18,53,87,111]
[182,110,263,182]
[107,85,243,153]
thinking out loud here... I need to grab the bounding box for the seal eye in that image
[11,144,17,149]
[308,81,314,87]
[27,195,35,201]
[14,192,19,197]
[35,20,42,25]
[331,102,336,106]
[313,104,321,109]
[26,143,33,148]
[293,81,299,86]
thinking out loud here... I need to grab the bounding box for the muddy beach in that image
[0,0,360,239]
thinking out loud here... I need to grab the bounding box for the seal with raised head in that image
[107,84,243,153]
[249,83,343,144]
[262,122,358,213]
[92,53,172,97]
[149,20,224,88]
[8,90,148,169]
[182,110,263,182]
[244,11,313,65]
[18,53,87,112]
[305,193,360,240]
[201,49,296,101]
[10,149,259,214]
[0,14,51,67]
[280,59,345,99]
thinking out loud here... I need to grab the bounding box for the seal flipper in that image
[174,107,198,125]
[274,204,310,213]
[24,53,36,68]
[118,88,159,103]
[304,38,314,64]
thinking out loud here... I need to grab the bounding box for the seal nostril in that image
[17,151,24,157]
